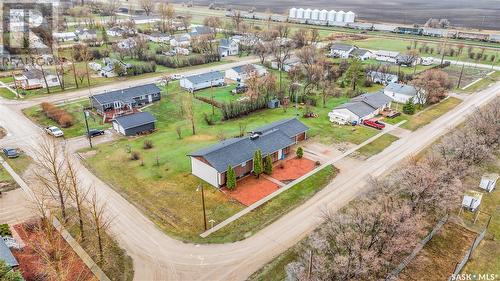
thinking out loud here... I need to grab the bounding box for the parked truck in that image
[363,119,386,130]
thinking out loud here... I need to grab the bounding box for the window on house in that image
[241,161,246,167]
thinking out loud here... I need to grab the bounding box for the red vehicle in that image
[363,118,386,130]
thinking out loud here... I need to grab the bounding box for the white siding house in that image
[328,92,392,124]
[219,38,239,57]
[225,64,267,82]
[374,50,400,63]
[191,157,220,187]
[330,44,356,58]
[383,83,424,104]
[180,71,225,92]
[14,69,60,90]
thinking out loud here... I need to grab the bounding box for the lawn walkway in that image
[201,120,406,238]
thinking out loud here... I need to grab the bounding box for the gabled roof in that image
[335,92,392,118]
[191,26,213,36]
[331,43,356,52]
[188,118,309,172]
[0,237,18,268]
[149,32,170,38]
[75,28,97,35]
[113,112,156,130]
[351,48,371,57]
[219,38,237,48]
[385,83,418,97]
[335,101,379,118]
[183,71,224,85]
[352,91,393,108]
[375,50,400,58]
[22,68,55,79]
[368,71,398,80]
[91,84,161,105]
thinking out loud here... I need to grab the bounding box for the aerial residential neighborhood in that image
[0,1,499,281]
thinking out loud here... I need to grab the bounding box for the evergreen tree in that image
[253,149,263,177]
[0,260,23,281]
[226,165,236,190]
[264,155,273,175]
[101,27,109,46]
[296,147,304,159]
[403,98,416,115]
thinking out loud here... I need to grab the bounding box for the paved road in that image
[10,56,259,109]
[0,80,498,280]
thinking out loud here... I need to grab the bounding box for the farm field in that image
[80,79,377,242]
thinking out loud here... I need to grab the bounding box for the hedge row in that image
[41,102,74,128]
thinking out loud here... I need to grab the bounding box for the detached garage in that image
[112,112,156,136]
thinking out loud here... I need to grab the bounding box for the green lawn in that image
[357,134,399,158]
[0,76,14,83]
[0,165,17,191]
[345,37,499,64]
[457,71,500,93]
[194,84,240,103]
[82,78,370,242]
[207,165,337,243]
[385,97,462,131]
[0,88,17,99]
[23,100,110,139]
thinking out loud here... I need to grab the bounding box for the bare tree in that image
[411,69,451,104]
[203,16,222,37]
[88,190,112,265]
[180,14,192,33]
[182,93,196,135]
[158,3,176,34]
[33,137,69,222]
[253,42,270,64]
[232,11,243,32]
[140,0,154,16]
[66,157,90,241]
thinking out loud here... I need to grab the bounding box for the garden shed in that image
[479,173,499,192]
[462,190,483,212]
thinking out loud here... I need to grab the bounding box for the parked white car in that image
[45,126,64,137]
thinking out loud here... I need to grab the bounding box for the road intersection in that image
[0,62,498,280]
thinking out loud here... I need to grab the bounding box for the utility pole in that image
[83,110,93,148]
[197,185,207,231]
[457,62,465,89]
[439,36,448,66]
[307,250,313,279]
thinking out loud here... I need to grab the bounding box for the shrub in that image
[253,149,263,177]
[296,147,304,159]
[143,140,153,149]
[403,98,416,115]
[264,155,273,175]
[130,151,140,160]
[315,161,321,166]
[226,165,236,190]
[203,113,215,126]
[40,102,74,128]
[0,224,11,236]
[58,113,74,128]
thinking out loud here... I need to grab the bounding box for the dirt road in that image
[0,82,498,280]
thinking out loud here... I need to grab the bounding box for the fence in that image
[385,215,449,280]
[448,227,488,281]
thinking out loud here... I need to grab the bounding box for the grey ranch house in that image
[188,118,309,188]
[90,84,161,115]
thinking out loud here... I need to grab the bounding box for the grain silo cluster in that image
[289,8,356,24]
